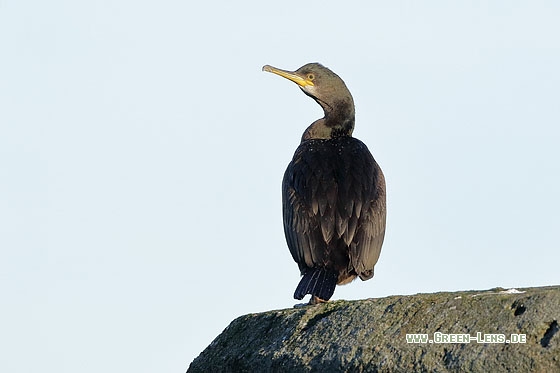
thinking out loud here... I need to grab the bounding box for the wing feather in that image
[282,137,386,279]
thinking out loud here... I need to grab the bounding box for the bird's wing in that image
[282,139,386,276]
[282,152,327,270]
[349,161,386,280]
[326,139,386,279]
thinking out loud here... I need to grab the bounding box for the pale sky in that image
[1,1,559,372]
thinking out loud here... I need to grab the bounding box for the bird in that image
[262,63,386,305]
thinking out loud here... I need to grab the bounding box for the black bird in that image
[263,63,386,304]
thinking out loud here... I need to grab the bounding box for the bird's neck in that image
[301,98,355,141]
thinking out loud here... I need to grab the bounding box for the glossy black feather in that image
[283,136,386,298]
[294,268,338,301]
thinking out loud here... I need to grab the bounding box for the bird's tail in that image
[294,268,338,301]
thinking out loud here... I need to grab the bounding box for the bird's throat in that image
[301,100,355,141]
[301,117,354,141]
[301,119,332,141]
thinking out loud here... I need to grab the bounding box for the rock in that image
[187,286,559,372]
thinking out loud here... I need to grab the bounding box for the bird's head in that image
[263,63,355,139]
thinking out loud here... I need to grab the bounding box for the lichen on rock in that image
[187,286,560,372]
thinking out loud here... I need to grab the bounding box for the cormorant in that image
[263,63,386,304]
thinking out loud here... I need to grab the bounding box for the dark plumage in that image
[263,63,386,304]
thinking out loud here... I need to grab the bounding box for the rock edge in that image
[188,286,559,372]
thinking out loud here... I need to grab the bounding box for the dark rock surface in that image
[187,286,559,372]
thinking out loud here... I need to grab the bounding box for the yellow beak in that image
[262,65,314,87]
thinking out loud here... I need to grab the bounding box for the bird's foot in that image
[309,295,328,305]
[293,295,328,308]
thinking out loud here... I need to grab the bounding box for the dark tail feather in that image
[294,268,338,301]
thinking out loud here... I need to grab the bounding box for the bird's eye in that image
[307,74,315,81]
